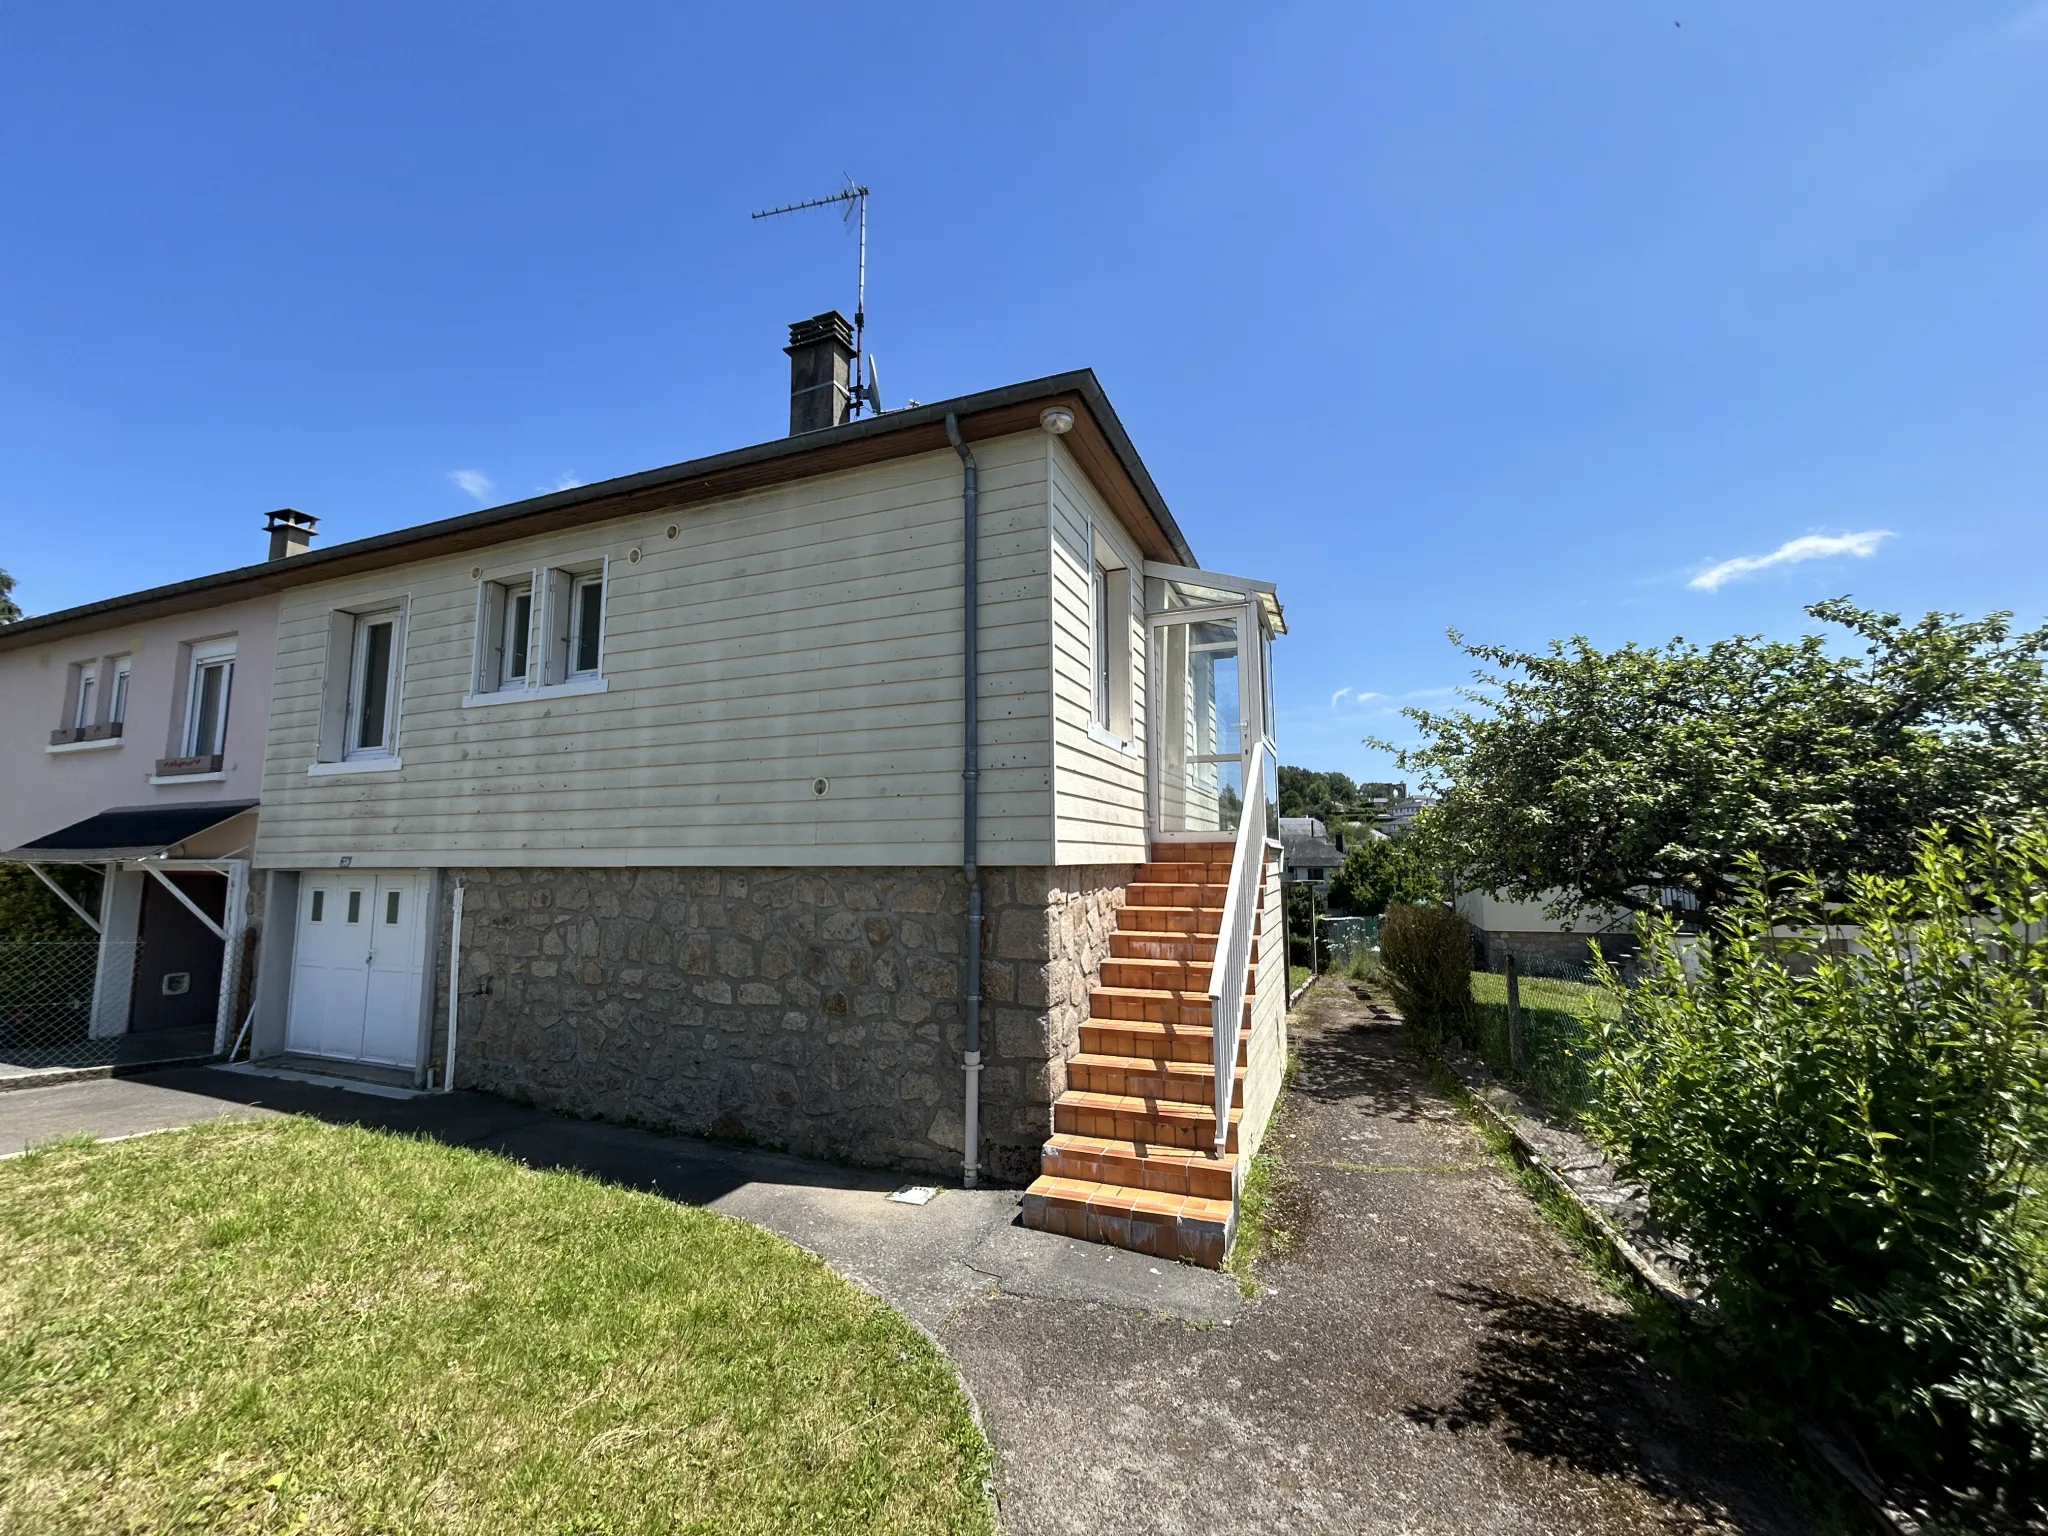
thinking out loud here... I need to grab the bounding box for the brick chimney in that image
[265,508,319,560]
[785,312,855,435]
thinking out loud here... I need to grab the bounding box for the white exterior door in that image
[287,873,428,1067]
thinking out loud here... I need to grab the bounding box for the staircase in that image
[1020,841,1265,1267]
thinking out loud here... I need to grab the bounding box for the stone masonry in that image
[429,863,1136,1183]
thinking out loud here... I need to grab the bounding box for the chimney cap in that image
[264,508,319,534]
[786,311,855,353]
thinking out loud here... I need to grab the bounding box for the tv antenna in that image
[752,177,877,416]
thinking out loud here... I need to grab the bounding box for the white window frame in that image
[73,660,99,731]
[109,656,131,726]
[565,567,606,681]
[464,560,610,709]
[344,609,402,761]
[182,640,236,759]
[500,579,534,690]
[1086,523,1134,751]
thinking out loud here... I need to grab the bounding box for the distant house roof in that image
[1278,817,1345,876]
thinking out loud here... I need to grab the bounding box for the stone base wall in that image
[430,863,1134,1182]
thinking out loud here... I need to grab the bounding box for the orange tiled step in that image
[1134,860,1234,884]
[1039,1133,1238,1201]
[1066,1050,1245,1107]
[1019,1176,1234,1266]
[1054,1089,1242,1152]
[1080,1018,1249,1066]
[1116,905,1225,937]
[1091,986,1254,1028]
[1124,882,1230,910]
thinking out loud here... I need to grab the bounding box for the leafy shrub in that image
[1378,904,1473,1045]
[1587,827,2048,1503]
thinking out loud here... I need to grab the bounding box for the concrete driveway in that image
[2,994,1811,1534]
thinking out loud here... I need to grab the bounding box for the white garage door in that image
[287,872,430,1067]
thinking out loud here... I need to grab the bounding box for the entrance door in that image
[1146,568,1278,843]
[287,873,428,1066]
[129,872,227,1033]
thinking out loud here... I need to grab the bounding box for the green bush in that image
[1587,827,2048,1502]
[1378,904,1472,1045]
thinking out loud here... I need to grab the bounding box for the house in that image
[0,514,315,1071]
[0,318,1288,1265]
[1453,889,1633,971]
[1278,816,1345,887]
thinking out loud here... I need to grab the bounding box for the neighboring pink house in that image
[0,513,310,1069]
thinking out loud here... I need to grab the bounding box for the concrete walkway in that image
[0,993,1813,1534]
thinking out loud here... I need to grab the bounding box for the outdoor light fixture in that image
[1039,406,1075,435]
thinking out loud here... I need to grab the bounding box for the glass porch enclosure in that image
[1146,564,1282,843]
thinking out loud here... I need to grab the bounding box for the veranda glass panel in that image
[1151,614,1244,835]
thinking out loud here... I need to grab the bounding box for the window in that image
[109,658,131,726]
[568,571,604,678]
[385,889,402,924]
[183,642,235,758]
[74,663,99,732]
[469,563,607,701]
[346,611,400,758]
[1089,540,1132,743]
[501,582,533,689]
[1093,564,1113,729]
[346,890,363,924]
[310,889,326,923]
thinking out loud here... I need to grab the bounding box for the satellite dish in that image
[860,355,883,415]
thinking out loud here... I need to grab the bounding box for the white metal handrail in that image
[1207,737,1271,1155]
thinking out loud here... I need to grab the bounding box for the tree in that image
[0,566,19,624]
[1383,600,2048,916]
[1277,765,1359,824]
[1326,837,1439,915]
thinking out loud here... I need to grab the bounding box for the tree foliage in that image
[0,566,19,625]
[0,864,100,937]
[1327,838,1439,916]
[1387,600,2048,914]
[1588,827,2048,1498]
[1277,766,1359,824]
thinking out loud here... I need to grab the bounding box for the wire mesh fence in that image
[0,938,146,1074]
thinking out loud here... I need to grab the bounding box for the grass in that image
[1286,963,1311,994]
[0,1118,993,1535]
[1466,971,1619,1123]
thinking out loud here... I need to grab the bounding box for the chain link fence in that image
[0,937,145,1074]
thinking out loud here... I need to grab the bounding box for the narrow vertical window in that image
[501,584,533,688]
[109,658,131,727]
[74,665,99,732]
[184,648,235,758]
[1094,563,1112,729]
[568,572,603,678]
[346,611,401,759]
[310,889,326,922]
[384,889,401,924]
[346,890,362,924]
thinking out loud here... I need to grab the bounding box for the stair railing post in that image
[1208,739,1268,1158]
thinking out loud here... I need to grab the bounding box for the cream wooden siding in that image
[1048,439,1151,865]
[255,436,1053,869]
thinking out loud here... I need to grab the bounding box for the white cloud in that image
[543,474,582,493]
[449,469,494,501]
[1688,531,1892,593]
[1329,687,1384,709]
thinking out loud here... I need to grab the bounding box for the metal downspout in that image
[946,412,982,1188]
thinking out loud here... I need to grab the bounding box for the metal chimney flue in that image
[265,508,319,560]
[785,312,855,435]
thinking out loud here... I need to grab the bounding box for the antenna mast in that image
[752,179,872,417]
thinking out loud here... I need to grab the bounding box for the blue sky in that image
[4,3,2044,784]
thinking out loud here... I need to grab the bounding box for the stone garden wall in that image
[428,863,1135,1182]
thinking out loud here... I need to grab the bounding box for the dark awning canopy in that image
[3,801,258,862]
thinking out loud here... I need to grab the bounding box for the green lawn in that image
[1287,963,1311,994]
[1467,971,1620,1121]
[0,1119,992,1535]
